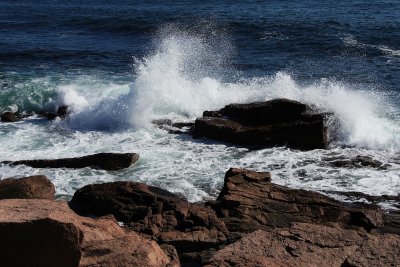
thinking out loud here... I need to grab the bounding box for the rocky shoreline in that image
[0,169,399,266]
[1,98,399,266]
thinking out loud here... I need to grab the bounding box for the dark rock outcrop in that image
[192,99,329,150]
[205,223,400,267]
[39,105,70,120]
[0,199,176,267]
[0,175,55,200]
[2,152,139,170]
[152,119,194,134]
[206,168,383,233]
[70,181,229,261]
[1,112,26,122]
[328,155,388,169]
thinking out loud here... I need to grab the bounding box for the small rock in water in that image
[2,152,139,170]
[152,118,194,134]
[328,155,388,169]
[1,112,24,122]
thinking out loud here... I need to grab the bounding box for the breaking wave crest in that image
[6,28,399,150]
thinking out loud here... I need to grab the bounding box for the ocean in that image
[1,0,399,205]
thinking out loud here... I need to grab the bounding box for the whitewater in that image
[1,31,400,206]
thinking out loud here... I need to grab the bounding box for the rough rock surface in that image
[205,223,400,267]
[328,155,387,169]
[152,119,194,134]
[0,175,55,200]
[0,199,176,267]
[2,152,139,170]
[1,112,25,122]
[206,168,384,233]
[70,181,229,258]
[39,105,70,120]
[192,99,329,150]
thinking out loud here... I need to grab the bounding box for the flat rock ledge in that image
[192,98,330,150]
[0,199,177,267]
[2,152,139,170]
[205,223,400,267]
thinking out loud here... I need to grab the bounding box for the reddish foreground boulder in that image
[0,199,176,267]
[0,175,55,200]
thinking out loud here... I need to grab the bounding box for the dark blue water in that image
[1,0,399,87]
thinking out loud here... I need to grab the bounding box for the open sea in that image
[1,0,399,205]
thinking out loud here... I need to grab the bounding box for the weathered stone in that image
[206,168,384,233]
[1,112,24,122]
[0,175,55,200]
[192,99,329,150]
[205,223,400,267]
[329,155,387,169]
[152,119,194,134]
[220,99,307,124]
[70,181,228,258]
[39,105,70,120]
[0,199,174,267]
[2,152,139,170]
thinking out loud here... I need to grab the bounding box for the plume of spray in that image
[56,23,400,149]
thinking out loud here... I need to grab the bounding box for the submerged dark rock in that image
[2,152,139,170]
[192,98,330,150]
[152,119,194,134]
[328,155,388,169]
[39,105,70,120]
[0,175,55,200]
[1,112,25,122]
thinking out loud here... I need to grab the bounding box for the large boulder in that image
[0,175,55,200]
[70,181,229,261]
[2,152,139,170]
[205,223,400,267]
[206,168,384,233]
[0,199,175,267]
[192,99,329,150]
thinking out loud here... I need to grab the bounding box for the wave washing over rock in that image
[1,28,400,204]
[1,1,400,265]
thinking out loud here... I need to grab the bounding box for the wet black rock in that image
[2,153,139,171]
[193,99,330,150]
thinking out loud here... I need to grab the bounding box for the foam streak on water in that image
[1,30,400,204]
